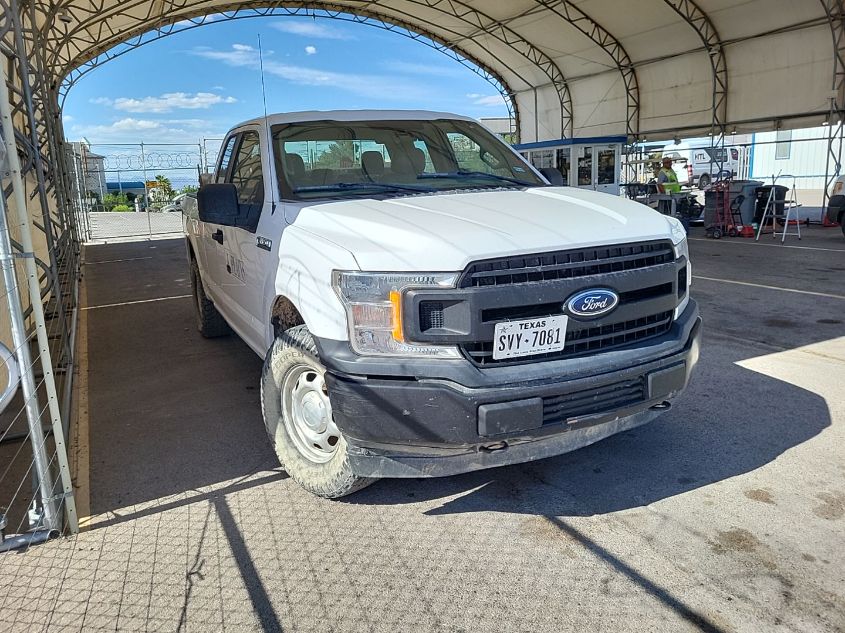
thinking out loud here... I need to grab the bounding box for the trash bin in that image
[754,185,788,224]
[728,180,763,225]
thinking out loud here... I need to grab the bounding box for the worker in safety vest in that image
[656,156,680,215]
[657,156,680,194]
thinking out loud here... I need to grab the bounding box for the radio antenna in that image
[257,34,276,213]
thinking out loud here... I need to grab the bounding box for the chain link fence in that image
[67,140,223,242]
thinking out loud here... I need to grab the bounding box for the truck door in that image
[199,133,239,304]
[218,128,271,352]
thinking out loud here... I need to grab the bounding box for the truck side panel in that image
[271,225,358,351]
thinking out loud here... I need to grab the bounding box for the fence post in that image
[140,142,152,239]
[0,62,78,534]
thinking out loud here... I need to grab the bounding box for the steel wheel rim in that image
[281,364,340,464]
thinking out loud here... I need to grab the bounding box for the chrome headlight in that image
[333,271,461,357]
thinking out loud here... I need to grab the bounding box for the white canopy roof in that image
[36,0,844,142]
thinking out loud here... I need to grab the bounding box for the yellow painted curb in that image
[69,250,91,530]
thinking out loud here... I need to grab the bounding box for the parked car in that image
[161,193,189,213]
[184,110,701,498]
[661,141,739,189]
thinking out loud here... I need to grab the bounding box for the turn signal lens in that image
[389,290,404,342]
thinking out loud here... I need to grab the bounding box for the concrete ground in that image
[1,226,844,632]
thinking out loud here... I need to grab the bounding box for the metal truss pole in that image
[534,0,640,140]
[0,61,78,534]
[663,0,727,180]
[822,0,845,225]
[140,142,152,239]
[0,174,58,533]
[9,0,72,372]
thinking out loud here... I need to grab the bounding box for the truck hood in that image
[291,187,682,271]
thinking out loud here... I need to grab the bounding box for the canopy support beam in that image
[533,1,640,139]
[821,0,845,221]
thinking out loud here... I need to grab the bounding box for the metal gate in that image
[65,141,222,242]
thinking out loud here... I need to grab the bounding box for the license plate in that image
[492,315,569,360]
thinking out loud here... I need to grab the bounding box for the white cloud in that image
[91,92,237,113]
[467,93,505,107]
[271,21,353,40]
[68,118,226,144]
[305,45,317,55]
[382,60,464,78]
[191,44,430,101]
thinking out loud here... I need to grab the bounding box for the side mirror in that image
[539,167,565,186]
[198,183,238,224]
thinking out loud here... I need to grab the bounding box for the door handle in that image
[212,229,224,244]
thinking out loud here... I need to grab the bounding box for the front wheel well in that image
[270,295,305,338]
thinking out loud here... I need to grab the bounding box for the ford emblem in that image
[566,289,619,318]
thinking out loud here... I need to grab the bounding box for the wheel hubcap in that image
[281,365,340,463]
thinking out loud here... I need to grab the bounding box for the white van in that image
[661,141,739,189]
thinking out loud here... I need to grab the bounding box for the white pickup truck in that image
[184,110,701,498]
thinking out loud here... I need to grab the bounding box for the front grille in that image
[460,241,675,288]
[462,311,673,366]
[542,377,647,425]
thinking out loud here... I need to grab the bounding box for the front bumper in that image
[318,300,701,478]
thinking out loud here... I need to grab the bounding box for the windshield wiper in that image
[292,182,437,194]
[418,170,536,187]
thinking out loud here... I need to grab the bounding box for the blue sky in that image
[63,15,510,147]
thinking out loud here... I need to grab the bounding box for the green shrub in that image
[111,204,132,213]
[102,192,129,211]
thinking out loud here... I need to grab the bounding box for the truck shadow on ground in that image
[345,335,832,517]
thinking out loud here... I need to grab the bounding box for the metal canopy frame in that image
[664,0,727,140]
[533,1,640,139]
[56,6,523,138]
[31,0,842,144]
[49,2,575,143]
[821,0,845,216]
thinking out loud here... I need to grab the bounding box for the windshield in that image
[272,118,543,200]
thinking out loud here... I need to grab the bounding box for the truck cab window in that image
[228,131,265,232]
[216,135,238,184]
[447,132,497,174]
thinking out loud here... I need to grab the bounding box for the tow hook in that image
[650,401,672,410]
[481,441,508,453]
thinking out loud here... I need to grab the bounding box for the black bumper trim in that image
[320,306,701,478]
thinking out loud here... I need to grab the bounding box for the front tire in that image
[261,325,374,498]
[698,174,711,189]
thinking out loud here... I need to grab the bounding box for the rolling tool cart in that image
[704,181,742,238]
